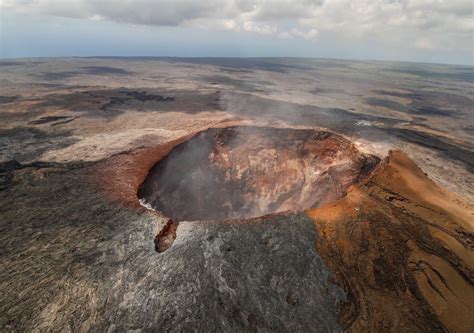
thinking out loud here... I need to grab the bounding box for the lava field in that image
[1,58,472,332]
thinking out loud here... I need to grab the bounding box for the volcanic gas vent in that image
[138,126,379,221]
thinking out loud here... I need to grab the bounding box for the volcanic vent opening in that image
[138,126,379,222]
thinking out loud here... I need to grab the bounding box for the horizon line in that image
[1,55,473,68]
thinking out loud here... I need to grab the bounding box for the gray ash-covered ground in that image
[0,160,342,331]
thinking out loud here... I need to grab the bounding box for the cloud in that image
[414,38,435,50]
[243,21,276,35]
[279,28,319,40]
[2,0,473,47]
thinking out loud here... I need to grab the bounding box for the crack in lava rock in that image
[155,219,178,253]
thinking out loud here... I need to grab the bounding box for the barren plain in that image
[0,57,473,332]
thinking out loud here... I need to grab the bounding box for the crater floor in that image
[139,126,379,221]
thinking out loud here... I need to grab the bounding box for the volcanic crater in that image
[138,126,380,223]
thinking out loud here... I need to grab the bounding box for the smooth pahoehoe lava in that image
[138,126,380,222]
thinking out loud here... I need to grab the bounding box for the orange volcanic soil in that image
[94,133,195,210]
[308,150,474,332]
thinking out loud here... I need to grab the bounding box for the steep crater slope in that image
[308,150,474,332]
[138,126,379,221]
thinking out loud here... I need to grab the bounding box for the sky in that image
[1,0,473,65]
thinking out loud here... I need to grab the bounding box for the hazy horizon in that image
[1,55,473,68]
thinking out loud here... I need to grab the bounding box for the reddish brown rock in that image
[307,150,474,332]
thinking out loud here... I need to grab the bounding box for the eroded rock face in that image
[138,126,379,221]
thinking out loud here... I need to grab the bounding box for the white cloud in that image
[293,28,319,40]
[2,0,473,49]
[243,21,277,35]
[414,38,435,50]
[279,28,319,40]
